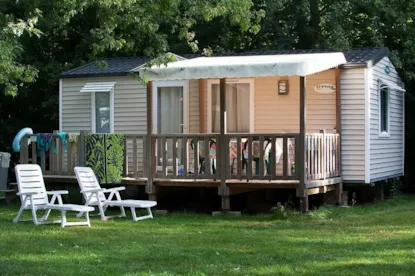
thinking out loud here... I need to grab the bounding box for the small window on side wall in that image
[80,82,115,134]
[92,90,114,134]
[379,82,389,137]
[94,92,111,133]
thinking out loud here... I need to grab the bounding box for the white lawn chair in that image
[74,167,157,221]
[14,164,95,228]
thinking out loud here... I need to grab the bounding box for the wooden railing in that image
[151,133,299,181]
[124,135,148,178]
[18,130,341,182]
[19,131,84,175]
[224,134,299,181]
[306,131,341,180]
[152,134,220,179]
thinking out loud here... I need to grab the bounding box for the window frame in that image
[378,80,390,138]
[91,89,114,134]
[207,78,255,134]
[152,80,189,135]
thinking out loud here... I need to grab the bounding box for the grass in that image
[0,196,415,276]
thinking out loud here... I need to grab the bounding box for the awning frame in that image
[137,53,347,81]
[379,79,405,92]
[80,82,116,93]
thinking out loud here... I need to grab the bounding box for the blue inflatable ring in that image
[12,127,33,152]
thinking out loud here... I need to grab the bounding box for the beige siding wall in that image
[255,70,336,133]
[61,79,92,132]
[195,70,337,134]
[62,76,147,133]
[188,80,200,133]
[340,68,366,182]
[369,57,405,181]
[61,76,147,174]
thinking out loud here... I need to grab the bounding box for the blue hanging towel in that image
[56,132,68,153]
[36,133,53,156]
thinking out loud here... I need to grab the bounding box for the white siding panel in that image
[61,76,147,175]
[369,57,405,181]
[340,68,366,182]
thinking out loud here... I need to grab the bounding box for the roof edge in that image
[59,72,130,79]
[339,63,368,69]
[367,47,389,67]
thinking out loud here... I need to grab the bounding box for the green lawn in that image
[0,196,415,276]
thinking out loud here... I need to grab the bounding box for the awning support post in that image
[146,81,156,201]
[297,76,308,212]
[218,78,230,211]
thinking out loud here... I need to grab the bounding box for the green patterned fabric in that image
[85,134,106,184]
[105,133,125,184]
[85,133,125,184]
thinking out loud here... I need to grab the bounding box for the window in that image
[92,91,114,133]
[80,82,115,134]
[379,82,389,136]
[208,80,253,133]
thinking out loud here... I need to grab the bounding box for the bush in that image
[387,178,402,199]
[270,198,298,219]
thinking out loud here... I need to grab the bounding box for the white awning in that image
[137,53,347,81]
[80,82,116,92]
[379,79,405,92]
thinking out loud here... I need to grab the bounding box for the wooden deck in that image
[20,130,343,212]
[42,174,342,196]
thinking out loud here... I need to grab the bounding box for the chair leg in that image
[13,205,26,223]
[31,207,40,225]
[60,210,67,228]
[85,211,91,227]
[130,207,137,221]
[130,207,153,222]
[97,202,108,221]
[41,209,52,221]
[61,210,91,228]
[199,160,204,174]
[119,206,126,217]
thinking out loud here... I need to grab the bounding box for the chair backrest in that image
[15,164,49,207]
[74,167,107,204]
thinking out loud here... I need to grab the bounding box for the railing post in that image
[123,137,128,177]
[282,136,288,179]
[77,130,86,167]
[132,137,138,178]
[320,129,326,180]
[19,136,29,164]
[172,137,178,178]
[31,137,37,165]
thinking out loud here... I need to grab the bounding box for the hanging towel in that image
[56,132,68,153]
[105,133,125,184]
[84,133,125,185]
[85,134,106,184]
[36,133,53,155]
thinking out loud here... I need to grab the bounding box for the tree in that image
[0,0,261,151]
[0,2,41,96]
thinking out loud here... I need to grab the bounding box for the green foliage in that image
[387,178,402,198]
[0,6,41,96]
[1,0,415,186]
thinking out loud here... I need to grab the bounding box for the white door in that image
[153,81,188,169]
